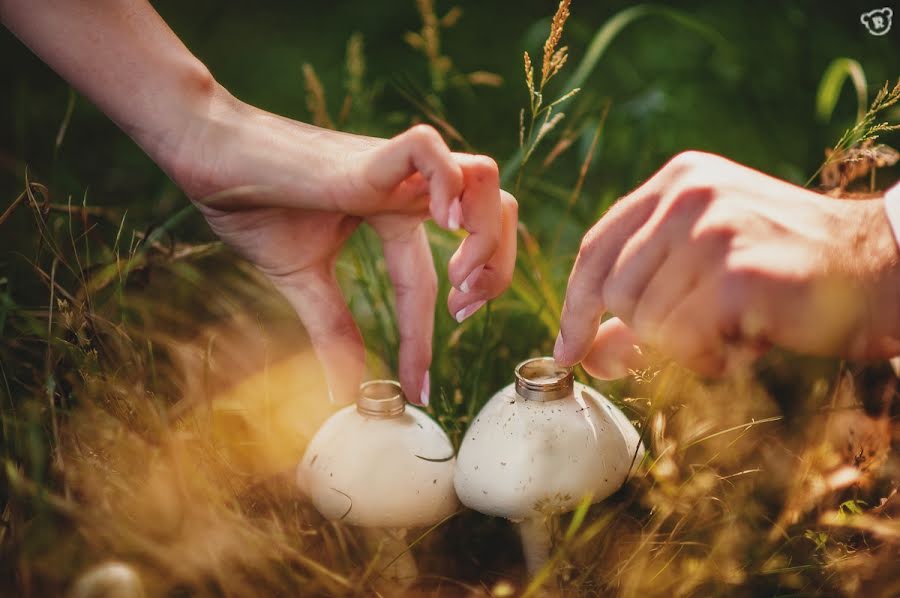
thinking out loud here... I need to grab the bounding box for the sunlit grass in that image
[1,1,898,596]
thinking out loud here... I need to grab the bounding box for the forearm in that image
[0,0,382,209]
[0,0,215,169]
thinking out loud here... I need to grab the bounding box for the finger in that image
[446,153,502,287]
[655,279,728,377]
[555,155,704,366]
[362,124,463,228]
[630,231,728,342]
[273,267,366,405]
[447,191,518,320]
[602,188,713,324]
[581,317,647,380]
[377,222,437,406]
[554,184,668,367]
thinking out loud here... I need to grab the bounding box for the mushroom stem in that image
[362,527,418,588]
[517,517,552,575]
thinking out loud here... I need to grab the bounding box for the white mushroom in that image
[298,380,458,588]
[454,357,644,574]
[69,561,145,598]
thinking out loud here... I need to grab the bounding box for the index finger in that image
[554,176,666,366]
[361,124,463,229]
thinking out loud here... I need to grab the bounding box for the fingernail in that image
[447,197,461,231]
[553,332,565,361]
[327,386,336,404]
[455,299,487,323]
[420,370,430,407]
[460,265,484,293]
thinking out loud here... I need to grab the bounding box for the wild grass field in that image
[1,1,899,596]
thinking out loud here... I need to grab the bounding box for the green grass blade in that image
[564,4,731,94]
[815,58,867,124]
[502,4,733,185]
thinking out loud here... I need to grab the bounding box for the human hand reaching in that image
[555,151,900,379]
[0,0,517,406]
[169,92,517,405]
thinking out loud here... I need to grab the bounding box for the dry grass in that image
[1,2,899,597]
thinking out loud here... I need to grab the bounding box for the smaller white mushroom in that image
[69,561,145,598]
[298,380,458,588]
[454,357,644,574]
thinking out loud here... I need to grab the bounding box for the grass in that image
[1,1,899,596]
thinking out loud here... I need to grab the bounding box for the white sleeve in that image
[884,183,900,372]
[886,181,900,250]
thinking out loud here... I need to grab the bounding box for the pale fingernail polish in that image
[420,370,430,407]
[460,265,484,293]
[455,299,487,323]
[447,197,461,231]
[553,332,565,360]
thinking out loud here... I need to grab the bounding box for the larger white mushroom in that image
[454,357,644,574]
[297,380,458,588]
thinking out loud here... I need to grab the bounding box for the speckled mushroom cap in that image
[454,357,644,520]
[297,380,458,528]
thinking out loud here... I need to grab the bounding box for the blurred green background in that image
[2,0,898,222]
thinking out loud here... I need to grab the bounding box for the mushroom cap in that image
[298,403,458,528]
[70,562,145,598]
[454,381,644,520]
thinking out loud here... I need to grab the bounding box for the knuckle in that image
[407,123,443,147]
[666,150,709,171]
[496,265,514,290]
[578,228,600,255]
[470,155,500,180]
[665,186,714,218]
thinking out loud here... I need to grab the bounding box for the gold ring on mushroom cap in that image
[514,357,574,401]
[357,380,406,417]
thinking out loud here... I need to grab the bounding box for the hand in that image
[167,89,517,405]
[0,1,518,405]
[554,151,900,379]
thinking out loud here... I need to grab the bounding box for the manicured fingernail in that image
[447,197,461,231]
[455,299,487,323]
[460,265,484,293]
[553,332,565,361]
[420,370,430,407]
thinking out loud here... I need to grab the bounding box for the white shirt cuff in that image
[886,181,900,250]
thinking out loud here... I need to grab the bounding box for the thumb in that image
[581,317,646,380]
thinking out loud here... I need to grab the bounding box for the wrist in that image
[146,62,236,193]
[165,88,381,212]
